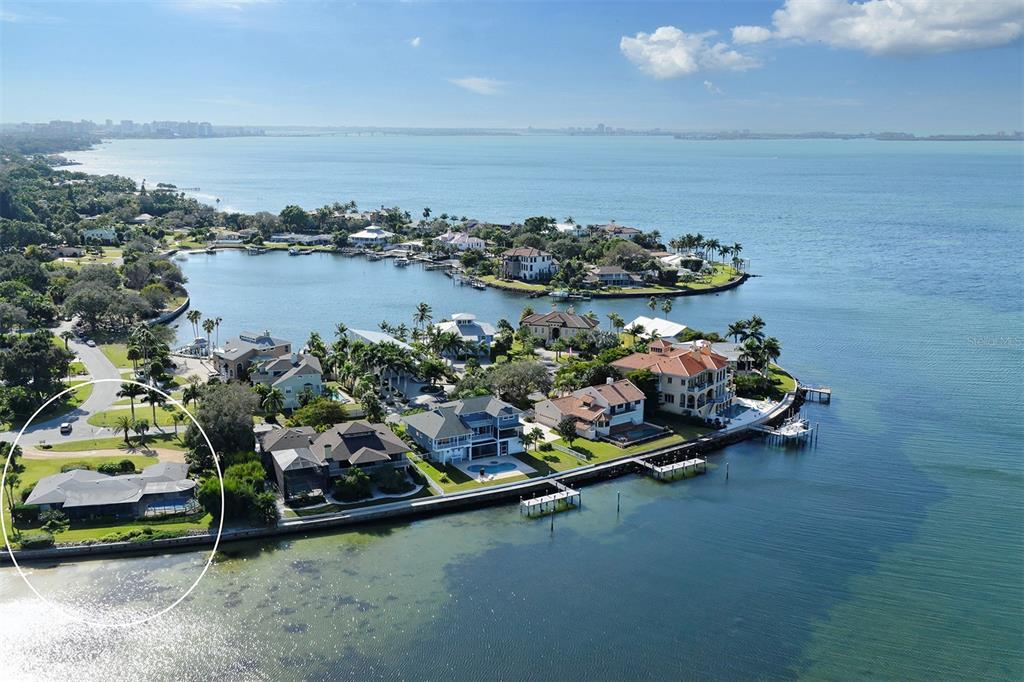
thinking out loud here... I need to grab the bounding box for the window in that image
[664,394,675,404]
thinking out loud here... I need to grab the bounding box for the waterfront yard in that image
[551,433,686,464]
[481,264,740,297]
[410,454,530,494]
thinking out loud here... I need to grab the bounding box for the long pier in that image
[520,480,581,517]
[635,456,706,481]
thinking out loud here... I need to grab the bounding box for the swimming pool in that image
[465,460,519,474]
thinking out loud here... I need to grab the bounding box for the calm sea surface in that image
[1,136,1020,680]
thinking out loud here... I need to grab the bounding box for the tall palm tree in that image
[186,309,202,339]
[143,389,166,425]
[607,312,624,334]
[661,298,673,315]
[413,302,433,329]
[745,315,766,343]
[181,382,202,409]
[334,322,348,344]
[114,414,134,446]
[262,388,285,422]
[519,306,535,324]
[126,344,142,372]
[625,323,645,340]
[214,316,223,348]
[647,296,657,312]
[117,382,144,420]
[59,330,73,350]
[202,319,215,354]
[761,337,782,369]
[704,238,721,264]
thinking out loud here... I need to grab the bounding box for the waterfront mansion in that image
[534,378,646,441]
[402,396,525,464]
[612,339,734,420]
[499,246,555,282]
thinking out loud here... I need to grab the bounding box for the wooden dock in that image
[753,417,818,445]
[635,457,707,481]
[520,480,581,517]
[801,385,832,403]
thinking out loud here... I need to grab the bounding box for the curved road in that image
[1,321,122,448]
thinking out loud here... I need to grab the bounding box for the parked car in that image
[59,422,72,435]
[85,339,96,347]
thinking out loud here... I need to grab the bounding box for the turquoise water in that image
[1,136,1019,679]
[465,461,519,474]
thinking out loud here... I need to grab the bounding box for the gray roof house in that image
[520,310,600,344]
[213,330,292,380]
[258,422,409,498]
[251,353,324,409]
[25,461,196,520]
[435,313,496,358]
[402,396,524,464]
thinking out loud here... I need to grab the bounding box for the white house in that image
[500,247,555,282]
[349,227,395,248]
[534,378,646,441]
[435,230,486,251]
[436,313,496,357]
[555,222,587,237]
[625,316,687,340]
[82,226,119,244]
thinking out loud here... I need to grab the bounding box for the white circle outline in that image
[1,377,225,628]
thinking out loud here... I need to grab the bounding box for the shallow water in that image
[2,136,1019,680]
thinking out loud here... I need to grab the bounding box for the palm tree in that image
[607,312,624,334]
[262,387,285,422]
[214,316,223,348]
[334,322,348,344]
[761,337,782,369]
[422,207,432,223]
[134,419,151,446]
[170,411,184,438]
[59,330,73,350]
[114,414,134,446]
[550,337,568,361]
[727,320,748,343]
[202,319,215,354]
[143,389,166,425]
[660,298,673,315]
[704,238,721,264]
[181,382,202,409]
[745,315,766,343]
[186,309,202,339]
[118,382,145,420]
[413,302,433,329]
[647,296,657,312]
[624,323,645,341]
[126,345,142,372]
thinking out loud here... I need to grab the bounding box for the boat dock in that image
[800,385,832,403]
[520,480,581,517]
[753,416,818,445]
[635,456,707,481]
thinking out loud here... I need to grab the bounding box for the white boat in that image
[549,290,570,300]
[394,258,410,267]
[288,247,301,255]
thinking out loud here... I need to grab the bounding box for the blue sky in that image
[1,1,1021,132]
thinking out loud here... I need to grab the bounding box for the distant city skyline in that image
[1,1,1021,133]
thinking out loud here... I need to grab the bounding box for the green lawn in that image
[44,432,186,452]
[88,406,183,428]
[283,486,435,518]
[54,513,213,544]
[552,433,686,464]
[514,448,581,474]
[479,275,548,292]
[648,414,714,441]
[100,343,132,369]
[770,365,797,394]
[410,455,529,493]
[0,380,93,433]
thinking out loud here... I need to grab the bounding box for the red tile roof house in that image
[612,339,734,420]
[534,378,647,441]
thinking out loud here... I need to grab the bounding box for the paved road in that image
[1,321,122,447]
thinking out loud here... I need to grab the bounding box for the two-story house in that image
[534,378,646,441]
[258,421,409,499]
[402,396,524,464]
[213,330,292,380]
[520,310,600,345]
[250,353,324,408]
[500,247,555,282]
[435,313,495,358]
[611,339,733,419]
[583,265,642,288]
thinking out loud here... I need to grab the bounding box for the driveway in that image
[1,320,123,447]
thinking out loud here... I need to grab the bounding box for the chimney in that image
[323,443,333,459]
[606,376,614,385]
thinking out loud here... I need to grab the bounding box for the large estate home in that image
[250,352,324,409]
[435,313,495,357]
[520,310,600,344]
[213,330,292,380]
[500,247,555,282]
[611,339,733,419]
[596,222,642,241]
[402,396,524,464]
[258,421,410,499]
[25,462,196,521]
[436,230,486,251]
[535,378,646,440]
[82,226,119,244]
[349,226,395,247]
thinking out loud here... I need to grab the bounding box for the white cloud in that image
[731,25,773,45]
[732,0,1024,55]
[620,26,760,78]
[409,36,421,48]
[703,80,723,95]
[449,76,505,95]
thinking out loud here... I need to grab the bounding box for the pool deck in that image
[454,455,536,481]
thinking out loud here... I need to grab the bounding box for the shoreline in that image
[3,388,802,566]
